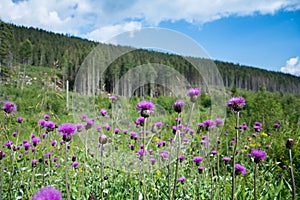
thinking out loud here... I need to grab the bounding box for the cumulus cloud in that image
[280,57,300,76]
[0,0,300,41]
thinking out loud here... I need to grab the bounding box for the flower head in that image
[173,100,185,113]
[251,149,267,163]
[222,157,231,165]
[137,100,155,118]
[227,97,246,111]
[198,166,205,174]
[193,156,203,166]
[178,176,186,184]
[100,109,108,117]
[32,186,62,200]
[17,116,23,123]
[187,88,200,102]
[3,102,17,114]
[109,95,118,102]
[58,123,76,142]
[235,164,246,176]
[274,123,280,129]
[286,138,294,149]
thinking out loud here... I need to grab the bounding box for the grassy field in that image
[0,65,299,199]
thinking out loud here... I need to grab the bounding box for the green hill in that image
[1,20,300,94]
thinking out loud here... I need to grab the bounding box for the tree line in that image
[1,20,300,95]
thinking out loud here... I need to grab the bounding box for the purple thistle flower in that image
[204,120,215,130]
[44,114,50,120]
[211,150,218,156]
[38,119,46,127]
[235,164,246,176]
[173,100,185,113]
[100,109,108,117]
[85,118,95,130]
[114,128,120,134]
[109,95,118,102]
[215,118,224,127]
[274,123,280,129]
[72,161,79,168]
[31,137,41,147]
[44,121,55,132]
[24,143,32,150]
[17,116,23,123]
[12,132,17,137]
[32,186,62,200]
[53,157,58,162]
[251,149,267,163]
[32,159,38,167]
[2,102,17,114]
[51,140,57,147]
[198,166,205,174]
[135,117,145,126]
[179,155,185,162]
[149,158,157,165]
[160,150,169,159]
[222,157,231,165]
[105,125,110,131]
[227,97,246,111]
[187,88,200,102]
[193,156,203,166]
[81,114,87,121]
[137,100,155,118]
[178,176,186,184]
[58,123,76,142]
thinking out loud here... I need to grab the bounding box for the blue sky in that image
[0,0,299,75]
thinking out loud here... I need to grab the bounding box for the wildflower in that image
[149,158,157,165]
[173,100,185,113]
[72,162,79,168]
[44,114,50,120]
[286,138,294,149]
[58,123,77,142]
[222,157,231,165]
[32,159,38,167]
[178,176,186,184]
[2,102,17,114]
[72,154,76,162]
[179,155,185,162]
[235,164,246,176]
[160,150,169,159]
[215,118,224,127]
[187,88,200,102]
[31,137,41,147]
[85,118,94,130]
[38,119,46,127]
[274,123,280,129]
[227,97,246,111]
[211,150,217,156]
[17,117,23,123]
[44,121,56,132]
[193,156,203,166]
[32,186,62,200]
[137,100,155,118]
[51,140,57,147]
[251,149,267,163]
[100,109,108,117]
[198,166,205,174]
[99,134,108,144]
[135,117,145,126]
[114,128,120,134]
[12,132,17,137]
[109,95,117,102]
[81,114,87,121]
[204,120,215,130]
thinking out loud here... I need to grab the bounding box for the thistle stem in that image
[289,149,296,200]
[254,163,257,200]
[232,111,239,200]
[65,143,71,200]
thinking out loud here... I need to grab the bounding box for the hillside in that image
[1,20,300,94]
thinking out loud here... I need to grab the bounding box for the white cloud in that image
[85,21,142,42]
[0,0,299,41]
[280,57,300,76]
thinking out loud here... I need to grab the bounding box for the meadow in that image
[0,65,299,200]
